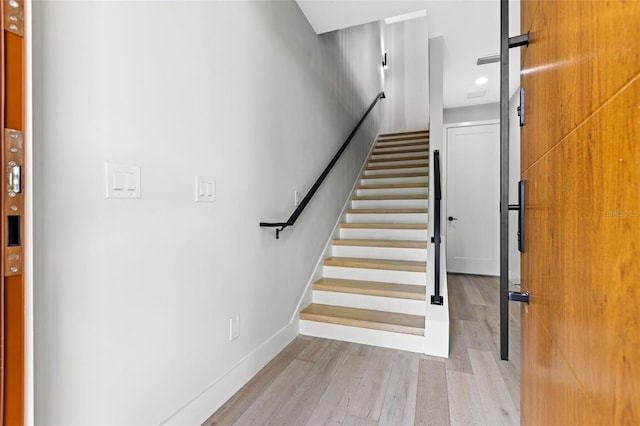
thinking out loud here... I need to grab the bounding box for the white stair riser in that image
[299,321,425,353]
[368,159,428,168]
[371,151,429,160]
[360,176,428,185]
[351,199,427,209]
[332,245,427,261]
[323,265,426,286]
[356,187,428,197]
[312,291,426,315]
[346,213,428,223]
[364,166,428,176]
[340,227,429,240]
[373,143,429,153]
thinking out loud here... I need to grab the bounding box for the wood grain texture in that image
[305,353,370,426]
[414,358,450,426]
[339,223,427,229]
[330,239,427,249]
[376,136,429,143]
[446,370,487,425]
[323,257,426,273]
[351,195,428,201]
[203,338,311,425]
[468,349,518,426]
[520,1,640,424]
[204,275,519,426]
[300,304,425,336]
[368,156,429,164]
[345,208,427,214]
[378,350,419,426]
[365,163,429,171]
[346,346,396,420]
[2,28,25,426]
[373,142,429,151]
[520,0,640,172]
[379,130,428,138]
[360,172,428,180]
[372,148,429,156]
[356,183,428,190]
[312,277,426,300]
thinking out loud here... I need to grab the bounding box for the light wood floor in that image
[204,274,521,426]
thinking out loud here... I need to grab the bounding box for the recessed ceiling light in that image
[384,10,427,25]
[475,76,489,85]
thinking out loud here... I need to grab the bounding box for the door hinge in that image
[3,0,25,37]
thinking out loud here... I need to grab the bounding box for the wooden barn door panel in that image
[520,1,640,425]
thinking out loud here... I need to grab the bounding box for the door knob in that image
[448,216,458,221]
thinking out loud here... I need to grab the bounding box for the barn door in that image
[518,0,640,424]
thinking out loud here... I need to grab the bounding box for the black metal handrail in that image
[260,92,386,239]
[431,150,444,305]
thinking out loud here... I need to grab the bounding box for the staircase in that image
[299,130,430,353]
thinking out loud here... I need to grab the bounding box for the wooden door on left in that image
[1,0,26,424]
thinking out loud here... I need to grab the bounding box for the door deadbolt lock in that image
[9,165,21,193]
[448,216,458,221]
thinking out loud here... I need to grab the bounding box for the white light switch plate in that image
[195,176,215,202]
[105,163,141,199]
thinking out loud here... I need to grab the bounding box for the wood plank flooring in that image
[204,274,520,426]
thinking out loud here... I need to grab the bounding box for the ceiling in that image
[296,0,521,109]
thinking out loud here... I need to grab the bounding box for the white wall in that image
[443,102,500,124]
[31,1,382,424]
[508,89,521,284]
[382,17,430,133]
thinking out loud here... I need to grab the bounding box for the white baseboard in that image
[161,321,298,425]
[299,320,425,353]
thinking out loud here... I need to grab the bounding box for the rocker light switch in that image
[105,163,141,198]
[195,176,215,202]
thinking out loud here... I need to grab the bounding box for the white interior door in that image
[446,123,500,275]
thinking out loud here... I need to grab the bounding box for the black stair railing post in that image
[430,150,444,305]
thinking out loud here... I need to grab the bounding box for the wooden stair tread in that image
[352,194,428,200]
[375,141,430,150]
[377,135,430,143]
[300,304,425,335]
[372,148,429,156]
[380,130,429,137]
[365,163,428,171]
[369,155,428,163]
[313,278,426,300]
[361,172,428,180]
[357,182,428,190]
[332,239,427,249]
[345,209,427,214]
[340,223,428,229]
[324,257,426,272]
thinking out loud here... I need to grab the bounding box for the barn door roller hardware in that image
[508,32,530,49]
[508,291,530,304]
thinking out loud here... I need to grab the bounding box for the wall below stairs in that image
[31,2,382,424]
